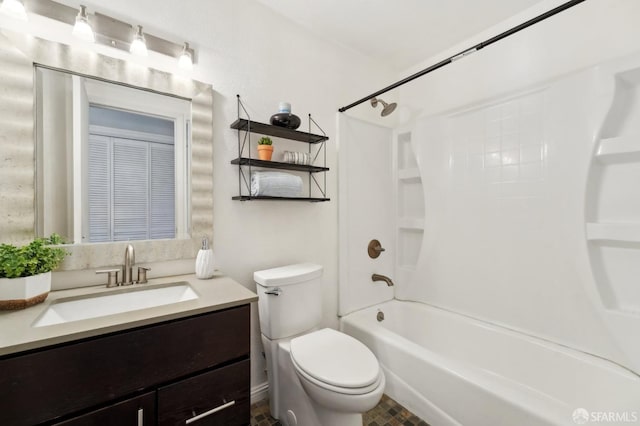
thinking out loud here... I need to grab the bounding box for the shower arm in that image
[337,0,586,113]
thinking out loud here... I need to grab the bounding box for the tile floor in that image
[250,394,430,426]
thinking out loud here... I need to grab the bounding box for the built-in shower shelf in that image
[398,168,421,182]
[586,222,640,242]
[398,217,425,230]
[616,308,640,316]
[596,136,640,163]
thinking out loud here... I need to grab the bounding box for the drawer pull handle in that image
[185,400,236,424]
[137,408,144,426]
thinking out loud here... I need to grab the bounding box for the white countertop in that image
[0,273,258,356]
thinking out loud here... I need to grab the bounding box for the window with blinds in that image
[87,106,175,242]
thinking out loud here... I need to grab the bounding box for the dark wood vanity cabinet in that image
[55,392,157,426]
[0,304,251,426]
[157,359,250,425]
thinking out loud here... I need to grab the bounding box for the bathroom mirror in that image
[0,31,213,270]
[35,66,191,244]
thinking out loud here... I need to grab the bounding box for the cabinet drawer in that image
[54,392,156,426]
[158,359,250,426]
[0,305,249,425]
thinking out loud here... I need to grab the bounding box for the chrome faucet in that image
[122,244,135,285]
[372,273,394,287]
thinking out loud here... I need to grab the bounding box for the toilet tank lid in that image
[254,263,323,287]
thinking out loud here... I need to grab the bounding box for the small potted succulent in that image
[257,136,274,161]
[0,234,68,310]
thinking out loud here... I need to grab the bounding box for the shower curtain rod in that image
[338,0,586,113]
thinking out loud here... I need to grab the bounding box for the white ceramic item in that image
[195,237,215,279]
[0,271,51,310]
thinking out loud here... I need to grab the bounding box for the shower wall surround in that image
[403,53,640,373]
[337,115,394,316]
[585,55,640,370]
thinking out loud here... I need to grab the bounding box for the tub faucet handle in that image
[368,239,386,259]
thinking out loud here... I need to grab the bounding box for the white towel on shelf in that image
[250,171,303,197]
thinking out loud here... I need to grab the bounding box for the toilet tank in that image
[255,263,323,340]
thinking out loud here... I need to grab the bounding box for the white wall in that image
[385,0,640,371]
[1,0,394,391]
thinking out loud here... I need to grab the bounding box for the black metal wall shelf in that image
[231,119,328,144]
[231,95,329,202]
[232,196,330,202]
[231,157,329,173]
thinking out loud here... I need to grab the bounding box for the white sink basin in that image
[33,282,198,327]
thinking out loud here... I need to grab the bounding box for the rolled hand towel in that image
[251,171,303,197]
[283,151,310,165]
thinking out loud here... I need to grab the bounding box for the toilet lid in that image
[289,328,380,389]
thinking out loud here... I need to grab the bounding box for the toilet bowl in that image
[290,328,385,414]
[256,263,385,426]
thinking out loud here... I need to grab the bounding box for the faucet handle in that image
[96,268,120,288]
[136,266,151,284]
[368,239,386,259]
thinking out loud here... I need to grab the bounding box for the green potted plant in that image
[0,234,68,310]
[257,136,274,161]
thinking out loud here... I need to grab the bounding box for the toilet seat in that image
[292,357,384,395]
[290,328,382,394]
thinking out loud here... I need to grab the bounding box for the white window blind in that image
[88,134,175,242]
[87,135,111,242]
[149,143,175,239]
[113,138,149,241]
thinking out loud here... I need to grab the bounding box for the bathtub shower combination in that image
[339,52,640,425]
[342,301,639,426]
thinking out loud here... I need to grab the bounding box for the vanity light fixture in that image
[14,0,198,69]
[0,0,28,21]
[178,42,193,70]
[129,25,148,56]
[72,5,94,42]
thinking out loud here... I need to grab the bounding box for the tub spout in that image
[372,273,394,286]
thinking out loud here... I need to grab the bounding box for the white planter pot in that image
[0,271,51,310]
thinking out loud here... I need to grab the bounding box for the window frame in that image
[72,78,191,243]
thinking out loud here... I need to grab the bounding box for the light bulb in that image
[72,5,95,43]
[130,25,148,56]
[0,0,27,21]
[178,42,193,70]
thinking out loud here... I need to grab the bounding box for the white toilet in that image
[255,263,385,426]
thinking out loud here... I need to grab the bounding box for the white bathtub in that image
[341,300,640,426]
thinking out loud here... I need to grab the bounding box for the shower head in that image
[370,97,397,117]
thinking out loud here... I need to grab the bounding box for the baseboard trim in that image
[251,381,269,405]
